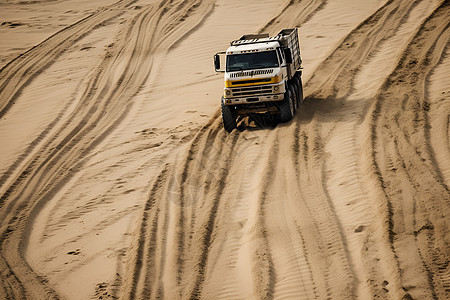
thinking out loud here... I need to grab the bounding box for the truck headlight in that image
[274,86,279,91]
[271,75,282,83]
[225,90,231,96]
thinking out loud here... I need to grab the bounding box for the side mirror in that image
[214,54,220,70]
[214,52,226,72]
[284,48,293,64]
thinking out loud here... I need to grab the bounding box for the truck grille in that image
[231,78,271,85]
[230,69,273,78]
[231,85,272,97]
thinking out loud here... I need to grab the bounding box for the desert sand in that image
[0,0,449,299]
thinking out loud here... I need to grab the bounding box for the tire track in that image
[265,135,317,299]
[291,123,321,298]
[301,1,442,297]
[178,119,223,287]
[259,0,327,33]
[0,0,134,118]
[251,136,280,300]
[391,135,438,299]
[126,165,169,300]
[306,0,422,100]
[258,0,444,298]
[292,120,358,299]
[196,126,277,299]
[294,0,444,297]
[367,2,449,298]
[63,0,449,298]
[122,0,412,298]
[188,134,240,299]
[0,0,215,298]
[122,114,236,298]
[426,45,450,186]
[0,2,135,296]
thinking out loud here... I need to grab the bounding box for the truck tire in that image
[289,84,298,112]
[279,89,294,123]
[292,77,300,107]
[221,101,237,132]
[297,77,304,105]
[295,75,304,105]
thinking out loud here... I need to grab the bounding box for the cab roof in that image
[226,41,280,55]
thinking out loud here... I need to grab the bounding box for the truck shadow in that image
[299,95,372,125]
[234,95,372,132]
[236,115,279,132]
[235,96,318,132]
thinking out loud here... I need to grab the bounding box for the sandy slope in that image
[0,0,449,299]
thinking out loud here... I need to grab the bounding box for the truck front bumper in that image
[223,92,284,105]
[223,80,286,105]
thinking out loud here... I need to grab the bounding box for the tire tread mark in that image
[367,1,449,298]
[0,0,215,297]
[306,0,420,100]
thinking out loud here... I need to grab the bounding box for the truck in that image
[214,28,303,132]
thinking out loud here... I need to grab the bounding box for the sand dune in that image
[0,0,448,299]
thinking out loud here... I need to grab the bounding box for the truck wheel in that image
[289,84,298,112]
[294,75,304,105]
[297,77,304,104]
[279,89,294,123]
[221,101,237,132]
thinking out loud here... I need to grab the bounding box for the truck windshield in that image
[226,50,279,72]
